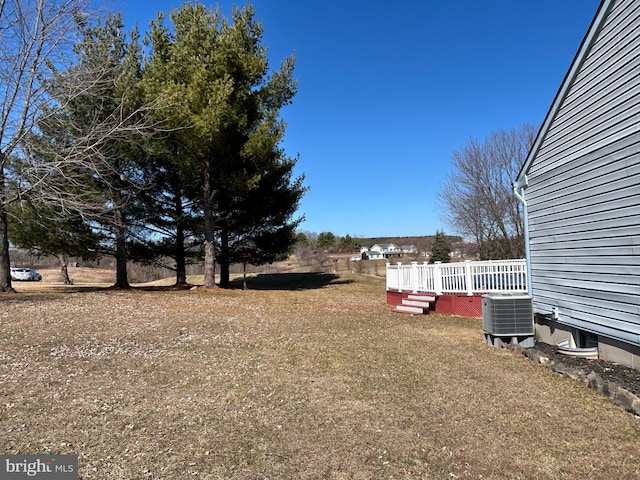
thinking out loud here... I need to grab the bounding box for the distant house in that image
[514,0,640,368]
[361,243,402,260]
[400,245,417,254]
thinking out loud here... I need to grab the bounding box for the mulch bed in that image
[531,342,640,398]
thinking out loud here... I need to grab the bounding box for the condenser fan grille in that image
[482,294,533,336]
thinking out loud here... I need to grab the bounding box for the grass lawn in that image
[2,272,639,479]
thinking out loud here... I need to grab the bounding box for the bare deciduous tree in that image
[18,14,175,289]
[0,0,92,291]
[438,124,537,259]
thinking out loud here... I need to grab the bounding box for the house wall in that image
[523,0,640,361]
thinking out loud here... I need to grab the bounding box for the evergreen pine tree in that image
[430,230,452,263]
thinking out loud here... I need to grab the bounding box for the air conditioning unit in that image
[482,293,533,336]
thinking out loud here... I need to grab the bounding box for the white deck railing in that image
[386,259,527,296]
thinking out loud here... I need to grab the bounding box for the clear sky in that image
[111,0,602,238]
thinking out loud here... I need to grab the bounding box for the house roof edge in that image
[515,0,615,185]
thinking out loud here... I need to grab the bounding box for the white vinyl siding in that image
[521,0,640,345]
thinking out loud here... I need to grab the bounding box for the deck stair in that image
[394,294,435,315]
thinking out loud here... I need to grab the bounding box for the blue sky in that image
[113,0,601,238]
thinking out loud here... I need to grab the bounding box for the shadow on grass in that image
[231,272,354,291]
[0,285,111,302]
[0,272,354,298]
[1,284,190,300]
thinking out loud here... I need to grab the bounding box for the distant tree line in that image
[294,232,363,254]
[293,231,460,265]
[0,1,305,291]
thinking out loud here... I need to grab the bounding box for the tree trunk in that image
[203,216,217,288]
[219,225,231,288]
[174,189,187,286]
[175,225,187,286]
[0,163,15,293]
[58,254,72,285]
[202,169,217,288]
[113,200,130,289]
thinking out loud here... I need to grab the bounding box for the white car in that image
[10,267,42,281]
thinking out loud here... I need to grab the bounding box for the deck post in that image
[433,261,443,296]
[464,260,474,296]
[411,262,418,293]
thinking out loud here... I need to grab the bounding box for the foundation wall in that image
[598,337,640,370]
[534,314,575,347]
[535,314,640,370]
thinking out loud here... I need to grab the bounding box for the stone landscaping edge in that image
[516,346,640,417]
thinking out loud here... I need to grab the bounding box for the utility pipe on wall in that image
[513,176,532,296]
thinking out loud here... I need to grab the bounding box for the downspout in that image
[513,175,532,296]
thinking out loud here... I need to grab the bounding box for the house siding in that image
[522,0,640,347]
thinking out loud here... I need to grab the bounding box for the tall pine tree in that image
[144,3,304,288]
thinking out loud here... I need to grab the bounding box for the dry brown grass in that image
[2,272,640,479]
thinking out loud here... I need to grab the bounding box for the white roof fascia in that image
[515,0,615,187]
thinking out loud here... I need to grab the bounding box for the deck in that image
[386,259,528,317]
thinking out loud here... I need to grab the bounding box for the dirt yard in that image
[2,272,640,479]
